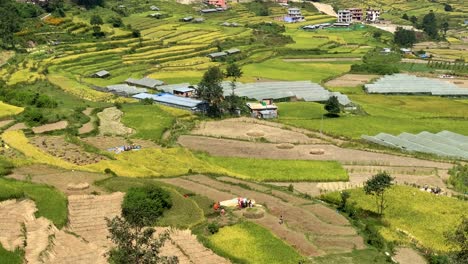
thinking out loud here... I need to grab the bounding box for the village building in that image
[150,5,159,11]
[181,16,194,22]
[125,77,164,89]
[173,87,195,97]
[247,99,278,119]
[207,48,240,60]
[337,10,352,23]
[204,0,227,9]
[133,93,207,112]
[284,8,305,23]
[348,8,363,21]
[92,70,110,78]
[366,9,381,23]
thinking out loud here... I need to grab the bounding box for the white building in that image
[366,9,380,23]
[337,10,352,23]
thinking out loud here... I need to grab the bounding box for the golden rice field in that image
[0,102,24,118]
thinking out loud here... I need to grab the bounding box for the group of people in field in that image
[423,184,442,194]
[237,197,253,208]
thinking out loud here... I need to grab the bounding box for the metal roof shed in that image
[126,77,164,89]
[208,51,227,58]
[226,48,240,54]
[93,70,110,78]
[153,94,206,111]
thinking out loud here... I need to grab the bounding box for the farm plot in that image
[191,118,322,144]
[30,136,107,165]
[325,74,379,87]
[0,101,23,119]
[322,185,468,252]
[31,121,68,134]
[97,107,134,136]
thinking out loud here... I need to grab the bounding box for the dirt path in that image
[192,119,322,144]
[394,247,427,264]
[178,135,452,169]
[311,2,337,17]
[160,175,365,256]
[78,107,95,135]
[97,107,134,136]
[32,120,68,134]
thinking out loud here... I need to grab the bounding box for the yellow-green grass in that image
[241,59,352,83]
[310,249,390,264]
[0,178,67,228]
[207,221,304,264]
[197,154,348,182]
[322,185,468,252]
[0,101,23,118]
[47,73,113,102]
[0,244,22,264]
[148,70,204,84]
[121,104,176,143]
[96,177,205,228]
[277,95,468,139]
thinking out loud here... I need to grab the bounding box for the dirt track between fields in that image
[78,108,95,134]
[178,135,452,169]
[159,175,365,256]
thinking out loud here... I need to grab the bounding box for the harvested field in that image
[325,74,379,87]
[160,175,365,256]
[0,199,36,251]
[0,119,14,128]
[178,136,452,169]
[30,136,107,165]
[394,247,426,264]
[311,2,337,17]
[158,228,231,264]
[192,119,321,144]
[97,107,134,136]
[67,192,124,249]
[8,164,109,195]
[78,107,95,135]
[32,120,68,134]
[81,136,129,150]
[5,122,27,131]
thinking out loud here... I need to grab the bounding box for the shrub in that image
[448,164,468,193]
[122,186,172,227]
[0,157,14,176]
[207,222,219,234]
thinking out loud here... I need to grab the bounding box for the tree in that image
[441,21,449,37]
[107,186,177,264]
[197,66,225,117]
[402,13,409,20]
[394,27,417,47]
[410,15,418,25]
[225,62,243,80]
[106,217,178,264]
[363,172,393,215]
[445,216,468,264]
[132,29,141,38]
[122,186,172,227]
[0,1,22,49]
[224,62,244,114]
[324,96,340,117]
[444,4,453,12]
[372,31,382,39]
[74,0,104,8]
[422,11,438,39]
[90,14,103,25]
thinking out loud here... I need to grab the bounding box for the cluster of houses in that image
[283,8,305,23]
[337,8,380,24]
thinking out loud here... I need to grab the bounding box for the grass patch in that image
[0,101,23,119]
[206,221,304,264]
[0,178,67,228]
[197,154,348,182]
[277,95,468,139]
[310,248,391,264]
[0,244,23,264]
[121,104,176,143]
[96,177,205,228]
[322,185,468,252]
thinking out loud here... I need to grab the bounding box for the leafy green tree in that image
[224,62,244,114]
[444,4,453,12]
[410,15,418,25]
[338,191,350,211]
[422,10,438,39]
[107,186,177,264]
[445,216,468,264]
[122,186,172,227]
[402,13,409,20]
[74,0,104,8]
[324,96,340,117]
[90,14,103,25]
[108,16,124,27]
[441,21,449,37]
[363,172,393,215]
[372,31,382,39]
[394,27,417,47]
[448,164,468,193]
[0,1,22,48]
[106,216,178,264]
[197,66,225,117]
[132,29,141,38]
[225,62,243,80]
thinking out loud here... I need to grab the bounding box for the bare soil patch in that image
[32,120,68,134]
[0,119,14,128]
[178,135,452,169]
[394,247,427,264]
[311,2,337,17]
[5,122,27,131]
[325,74,380,87]
[30,135,107,165]
[78,107,95,134]
[81,135,129,150]
[0,199,36,251]
[8,164,109,195]
[192,118,321,144]
[97,107,134,136]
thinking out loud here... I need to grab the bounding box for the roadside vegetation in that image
[448,164,468,194]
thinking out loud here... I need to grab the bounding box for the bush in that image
[108,16,124,28]
[22,107,46,126]
[428,254,450,264]
[0,157,14,176]
[448,164,468,193]
[207,222,219,234]
[350,63,399,75]
[122,186,172,227]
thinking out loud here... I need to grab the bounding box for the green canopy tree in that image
[363,172,393,215]
[0,1,22,49]
[224,62,245,114]
[422,10,438,39]
[394,27,417,47]
[90,14,103,25]
[324,96,340,117]
[197,66,225,117]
